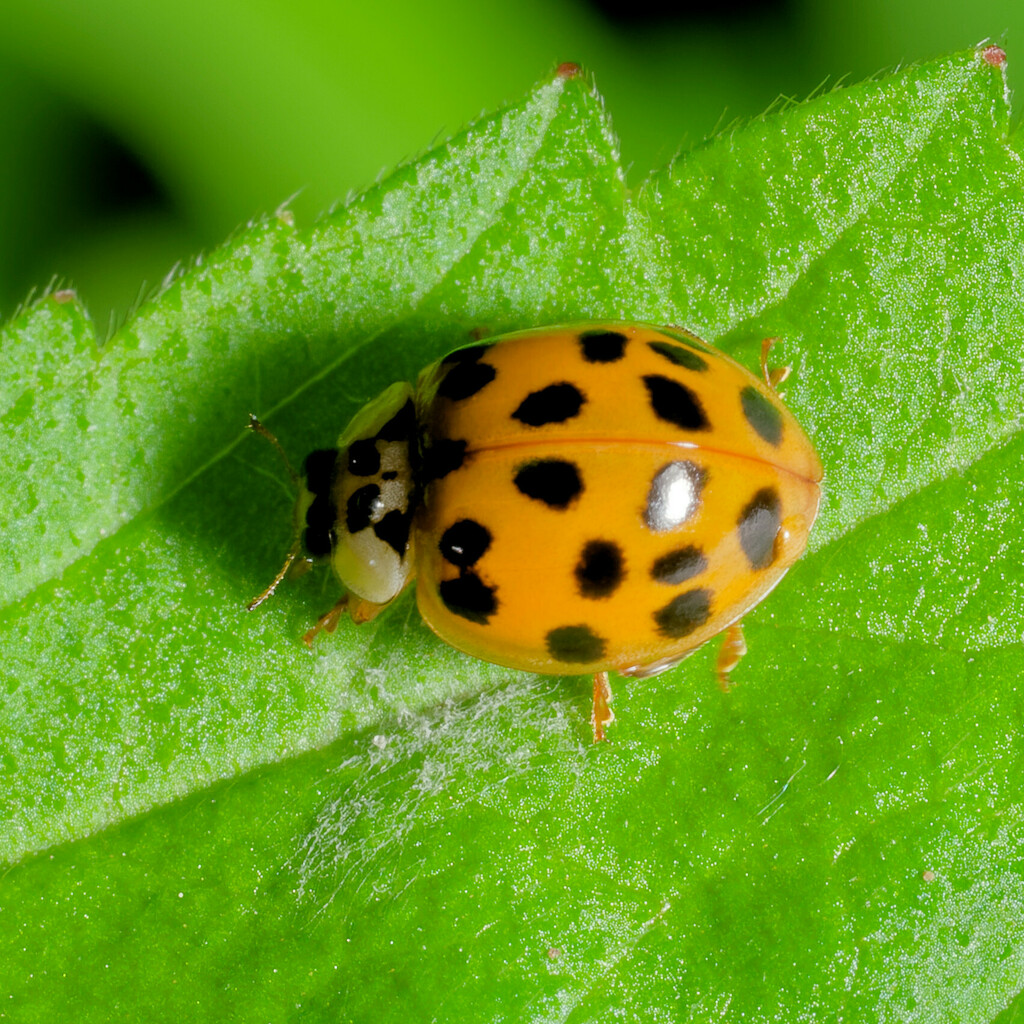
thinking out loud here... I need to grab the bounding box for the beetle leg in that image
[760,337,791,390]
[303,596,349,646]
[302,593,390,645]
[715,622,747,691]
[347,596,389,624]
[591,671,615,742]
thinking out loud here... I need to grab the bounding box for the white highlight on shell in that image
[645,461,703,532]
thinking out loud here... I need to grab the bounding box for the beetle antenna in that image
[246,414,305,610]
[247,535,303,610]
[247,413,300,488]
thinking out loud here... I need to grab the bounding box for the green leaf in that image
[2,47,1023,1020]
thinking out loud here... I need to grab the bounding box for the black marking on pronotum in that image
[643,375,709,431]
[512,383,585,427]
[346,484,381,534]
[420,439,468,482]
[376,399,417,441]
[513,459,583,509]
[579,330,628,363]
[740,385,784,446]
[439,573,497,624]
[575,540,625,599]
[303,449,338,495]
[302,449,341,557]
[303,493,337,559]
[302,528,333,559]
[653,588,712,639]
[373,508,413,555]
[738,487,782,570]
[439,519,492,569]
[346,438,380,477]
[305,494,336,535]
[545,624,607,663]
[648,339,709,373]
[650,546,707,585]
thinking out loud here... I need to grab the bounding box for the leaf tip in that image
[980,43,1007,68]
[276,191,301,228]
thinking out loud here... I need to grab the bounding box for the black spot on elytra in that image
[439,573,497,624]
[373,508,412,555]
[513,459,583,509]
[346,438,380,476]
[381,470,398,481]
[420,439,468,481]
[650,546,707,585]
[740,385,784,446]
[579,330,627,363]
[346,484,381,534]
[575,540,624,598]
[442,343,493,365]
[648,339,709,372]
[643,375,709,431]
[439,519,492,568]
[545,624,607,663]
[376,399,416,441]
[303,449,338,495]
[512,383,585,427]
[738,487,782,570]
[653,588,712,638]
[437,356,497,401]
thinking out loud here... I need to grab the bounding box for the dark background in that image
[0,0,1016,330]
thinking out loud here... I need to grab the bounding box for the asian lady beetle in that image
[249,323,822,739]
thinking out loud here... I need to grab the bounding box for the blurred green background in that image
[0,0,1019,332]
